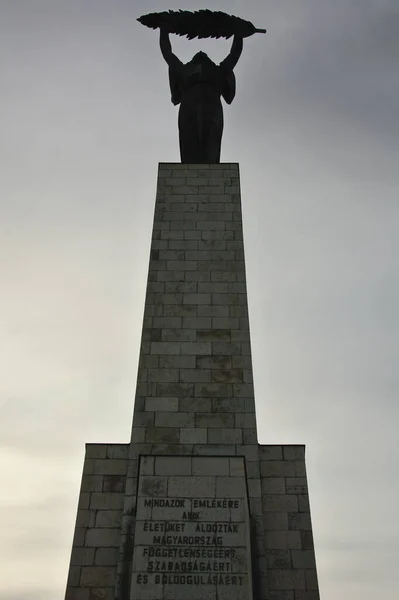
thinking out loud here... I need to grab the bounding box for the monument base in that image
[65,443,319,600]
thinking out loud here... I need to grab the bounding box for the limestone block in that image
[167,475,216,497]
[193,444,236,456]
[80,566,116,587]
[65,589,90,600]
[286,478,308,494]
[70,547,95,566]
[179,428,207,444]
[95,510,123,528]
[192,456,230,476]
[195,413,234,428]
[90,493,125,511]
[262,495,299,513]
[145,397,179,412]
[85,528,120,548]
[94,548,119,566]
[155,456,192,476]
[268,569,306,591]
[208,428,243,444]
[265,531,302,550]
[93,460,127,476]
[145,427,180,444]
[260,461,296,478]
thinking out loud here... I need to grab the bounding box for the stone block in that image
[73,528,86,547]
[85,528,120,548]
[180,341,212,355]
[65,590,90,600]
[268,569,306,591]
[193,444,236,456]
[145,397,179,412]
[155,456,192,475]
[76,509,96,529]
[150,341,181,355]
[93,460,127,476]
[85,444,107,459]
[179,368,211,382]
[262,495,299,513]
[90,493,125,511]
[299,495,310,512]
[211,369,243,383]
[155,382,194,397]
[94,547,119,566]
[260,461,296,478]
[291,550,317,569]
[138,475,167,497]
[286,478,308,494]
[106,444,129,460]
[196,355,232,369]
[179,397,212,412]
[131,412,152,428]
[245,461,260,479]
[145,427,180,444]
[147,368,179,382]
[235,413,257,428]
[247,479,261,498]
[216,476,246,497]
[197,329,231,342]
[192,456,230,476]
[261,478,286,494]
[195,382,233,397]
[305,570,319,591]
[212,398,246,412]
[265,531,302,550]
[265,550,292,569]
[207,426,242,445]
[70,547,95,566]
[95,510,122,528]
[81,475,103,492]
[283,445,305,461]
[288,513,312,531]
[154,411,194,428]
[229,457,245,476]
[160,355,196,368]
[80,566,116,587]
[167,475,216,497]
[103,475,125,493]
[180,427,207,444]
[195,413,234,428]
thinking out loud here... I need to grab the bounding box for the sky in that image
[0,0,398,598]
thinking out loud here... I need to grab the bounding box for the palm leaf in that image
[137,9,266,40]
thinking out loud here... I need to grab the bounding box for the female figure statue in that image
[159,29,243,163]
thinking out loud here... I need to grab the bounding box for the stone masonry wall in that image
[115,163,265,599]
[65,443,129,600]
[259,445,320,600]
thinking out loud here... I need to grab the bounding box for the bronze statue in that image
[160,29,243,163]
[138,10,266,163]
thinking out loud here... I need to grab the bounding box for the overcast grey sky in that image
[0,1,398,598]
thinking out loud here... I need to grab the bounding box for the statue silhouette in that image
[160,30,243,163]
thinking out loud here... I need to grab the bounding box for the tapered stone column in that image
[64,164,320,600]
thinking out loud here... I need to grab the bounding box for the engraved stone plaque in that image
[130,455,253,600]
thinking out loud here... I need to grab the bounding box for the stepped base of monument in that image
[65,443,319,600]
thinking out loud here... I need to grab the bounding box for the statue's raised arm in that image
[159,29,182,68]
[220,35,243,72]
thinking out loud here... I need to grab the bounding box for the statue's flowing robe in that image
[168,56,236,163]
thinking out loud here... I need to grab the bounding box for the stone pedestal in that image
[65,164,320,600]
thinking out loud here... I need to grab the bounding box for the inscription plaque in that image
[130,456,253,600]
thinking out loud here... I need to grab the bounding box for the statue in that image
[138,10,266,164]
[160,29,242,163]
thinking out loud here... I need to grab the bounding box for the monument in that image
[65,10,320,600]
